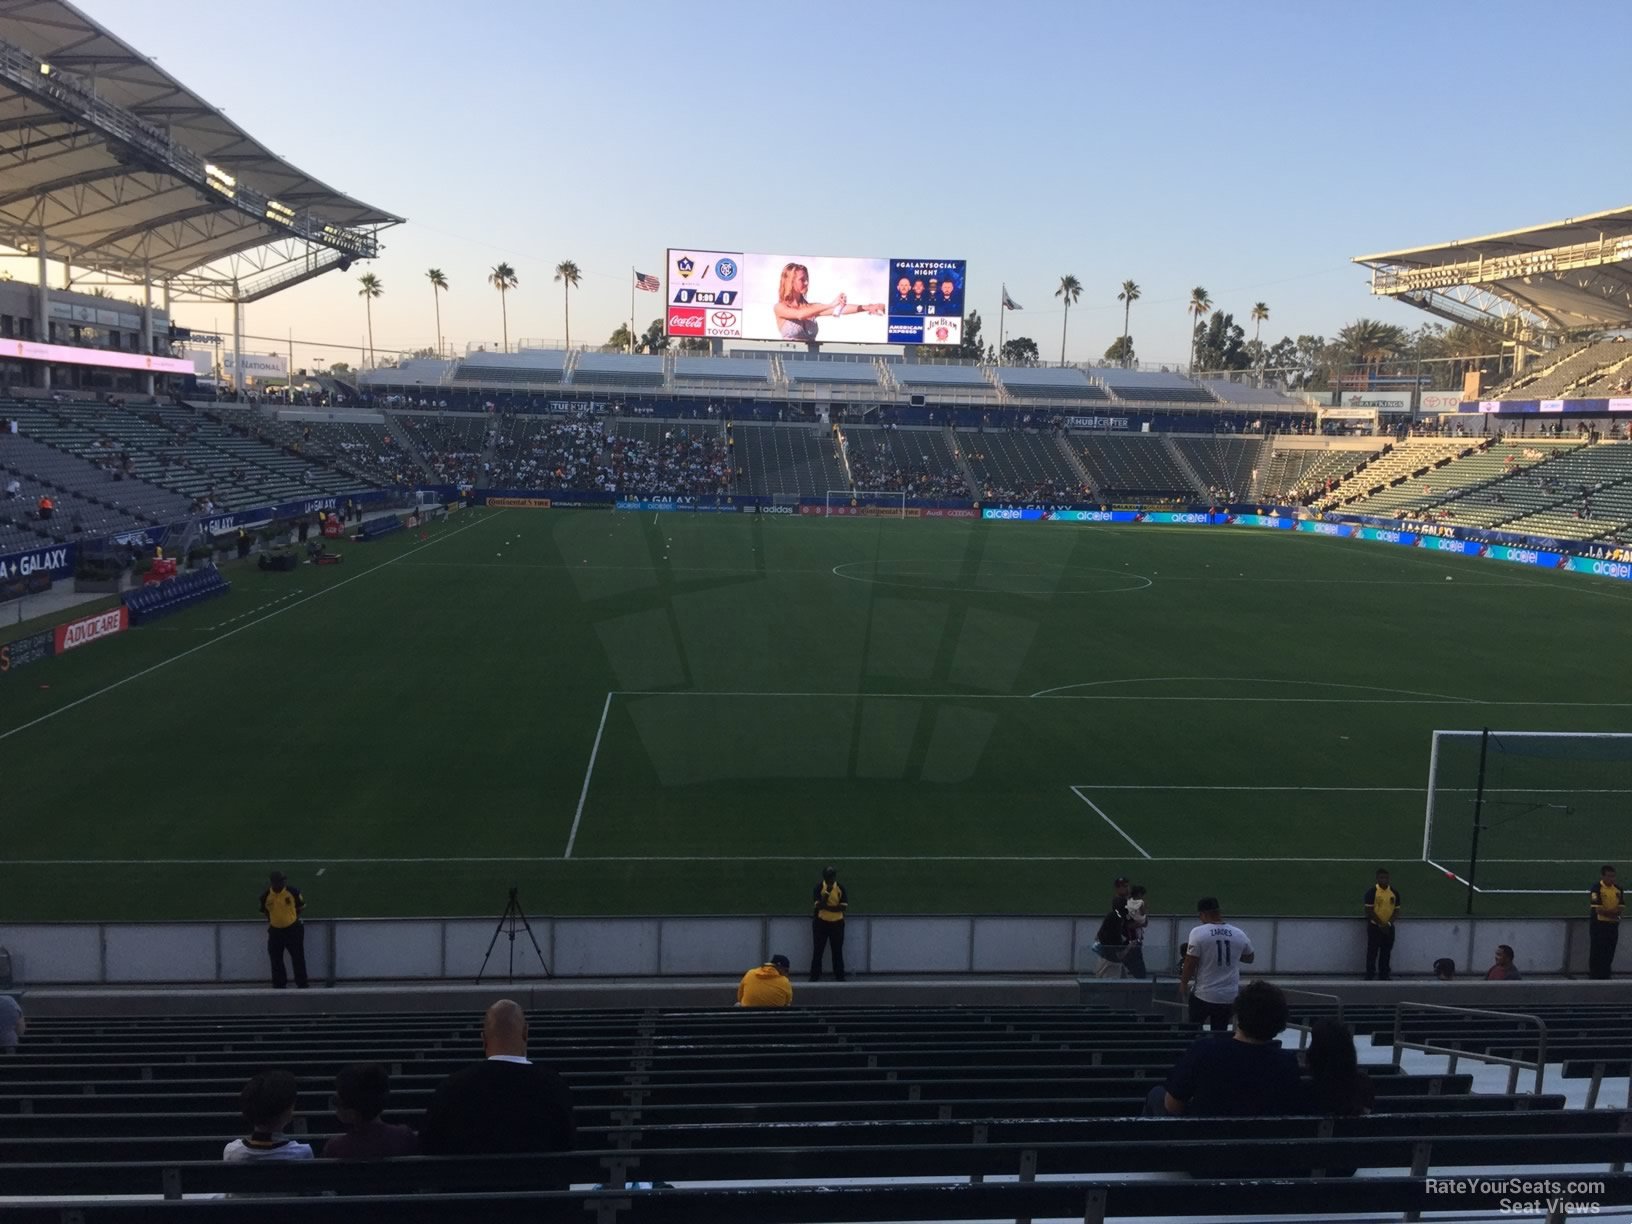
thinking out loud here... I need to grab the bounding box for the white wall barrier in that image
[0,914,1623,986]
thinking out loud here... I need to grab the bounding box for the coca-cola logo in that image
[667,307,705,336]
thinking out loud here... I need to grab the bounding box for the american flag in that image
[634,271,660,293]
[1002,285,1022,311]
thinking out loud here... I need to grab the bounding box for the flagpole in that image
[629,267,635,355]
[998,285,1006,366]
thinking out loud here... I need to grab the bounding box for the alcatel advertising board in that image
[666,249,966,345]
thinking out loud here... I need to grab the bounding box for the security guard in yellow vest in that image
[1589,865,1623,980]
[259,871,309,989]
[811,866,848,982]
[1363,868,1401,981]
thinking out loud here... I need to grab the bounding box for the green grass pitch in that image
[3,507,1629,922]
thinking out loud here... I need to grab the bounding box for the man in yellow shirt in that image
[1363,868,1400,982]
[1589,865,1622,980]
[811,866,848,982]
[737,955,793,1008]
[259,870,309,989]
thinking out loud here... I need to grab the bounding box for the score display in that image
[665,249,966,346]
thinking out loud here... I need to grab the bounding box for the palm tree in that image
[1187,286,1213,374]
[1250,301,1269,344]
[488,262,518,352]
[1055,274,1083,365]
[426,269,448,357]
[554,259,582,350]
[357,273,383,369]
[1337,318,1408,378]
[1117,280,1141,368]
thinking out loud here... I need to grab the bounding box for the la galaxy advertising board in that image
[666,250,966,345]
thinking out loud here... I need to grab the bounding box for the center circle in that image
[831,559,1153,596]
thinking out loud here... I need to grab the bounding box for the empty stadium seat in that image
[732,423,846,496]
[453,351,567,386]
[1075,434,1196,498]
[1,1002,1627,1221]
[121,567,230,624]
[574,354,665,389]
[1094,368,1217,405]
[782,358,882,388]
[995,366,1109,400]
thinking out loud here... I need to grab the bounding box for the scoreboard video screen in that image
[665,249,966,346]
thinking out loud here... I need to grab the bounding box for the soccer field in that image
[4,507,1631,922]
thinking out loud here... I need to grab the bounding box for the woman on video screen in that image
[774,263,883,341]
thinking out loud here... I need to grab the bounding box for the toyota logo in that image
[711,312,735,327]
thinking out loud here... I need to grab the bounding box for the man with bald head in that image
[420,1000,575,1165]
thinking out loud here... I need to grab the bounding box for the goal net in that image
[1423,730,1632,897]
[824,489,907,517]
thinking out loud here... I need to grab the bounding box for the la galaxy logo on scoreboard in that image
[675,255,696,279]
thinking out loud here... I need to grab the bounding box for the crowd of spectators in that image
[397,416,489,488]
[489,415,607,490]
[330,433,422,486]
[486,414,731,496]
[976,475,1087,504]
[845,439,968,500]
[611,424,732,496]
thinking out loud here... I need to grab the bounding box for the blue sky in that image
[74,0,1632,367]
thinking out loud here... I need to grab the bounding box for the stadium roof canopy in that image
[0,0,401,303]
[1354,206,1632,342]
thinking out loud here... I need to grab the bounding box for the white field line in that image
[1,853,1610,866]
[563,692,613,860]
[0,854,1430,866]
[0,512,503,745]
[1029,677,1478,702]
[1070,785,1632,794]
[609,690,1632,708]
[1068,787,1152,860]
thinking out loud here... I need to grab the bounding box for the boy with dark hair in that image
[223,1070,313,1162]
[1149,980,1302,1117]
[323,1063,419,1159]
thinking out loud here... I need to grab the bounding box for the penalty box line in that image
[1068,783,1429,862]
[563,692,613,860]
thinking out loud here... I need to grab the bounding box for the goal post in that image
[1422,730,1632,907]
[825,489,907,517]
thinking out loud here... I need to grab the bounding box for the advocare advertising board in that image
[53,606,128,654]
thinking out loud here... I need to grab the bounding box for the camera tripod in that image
[475,886,552,983]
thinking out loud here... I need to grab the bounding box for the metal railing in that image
[1280,988,1343,1049]
[1391,1001,1548,1096]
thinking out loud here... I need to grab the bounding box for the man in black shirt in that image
[1147,980,1303,1116]
[421,1000,575,1176]
[1093,876,1131,977]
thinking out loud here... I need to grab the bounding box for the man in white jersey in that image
[1179,897,1254,1031]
